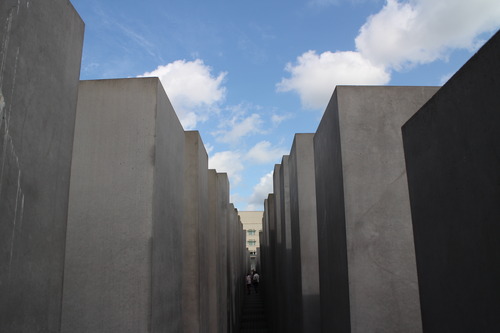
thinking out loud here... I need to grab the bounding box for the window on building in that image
[248,240,256,246]
[248,229,256,235]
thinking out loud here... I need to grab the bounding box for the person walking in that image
[246,273,253,295]
[252,271,260,294]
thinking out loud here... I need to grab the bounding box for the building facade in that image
[239,211,264,271]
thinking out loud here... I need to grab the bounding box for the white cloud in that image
[217,113,262,143]
[140,59,227,129]
[246,171,274,211]
[279,0,500,110]
[356,0,500,70]
[271,113,293,126]
[208,150,244,185]
[213,103,265,143]
[245,141,287,164]
[277,50,390,109]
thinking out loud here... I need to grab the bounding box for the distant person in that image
[246,273,252,294]
[252,271,260,294]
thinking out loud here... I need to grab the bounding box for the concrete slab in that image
[182,131,208,333]
[273,164,285,333]
[207,169,219,333]
[265,193,278,332]
[0,1,83,331]
[314,85,439,333]
[279,155,294,333]
[227,204,240,333]
[61,78,184,332]
[216,173,230,333]
[402,30,500,332]
[289,134,321,333]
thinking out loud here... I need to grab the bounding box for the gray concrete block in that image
[279,155,294,333]
[402,30,500,332]
[183,131,208,333]
[228,204,240,333]
[261,198,271,322]
[273,164,285,333]
[207,169,219,333]
[61,78,184,333]
[314,85,439,333]
[0,1,83,331]
[216,173,230,333]
[265,193,278,332]
[280,156,292,251]
[289,134,321,333]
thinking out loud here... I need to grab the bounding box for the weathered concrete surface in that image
[289,134,321,333]
[183,131,208,333]
[216,173,230,333]
[402,31,500,332]
[265,194,278,332]
[0,1,84,331]
[261,198,272,328]
[207,169,219,333]
[228,204,242,333]
[61,78,184,332]
[313,90,350,333]
[273,164,285,333]
[314,86,439,333]
[279,155,294,333]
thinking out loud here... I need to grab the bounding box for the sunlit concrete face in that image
[0,1,84,331]
[314,85,439,333]
[61,78,184,333]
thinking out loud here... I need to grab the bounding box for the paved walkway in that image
[239,288,269,333]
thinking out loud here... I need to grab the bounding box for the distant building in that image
[239,211,263,271]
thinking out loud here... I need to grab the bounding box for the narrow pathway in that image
[239,288,269,333]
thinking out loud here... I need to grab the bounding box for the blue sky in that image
[71,0,500,211]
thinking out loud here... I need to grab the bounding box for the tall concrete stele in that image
[0,1,84,331]
[61,78,185,332]
[314,86,439,333]
[0,2,254,333]
[403,30,500,332]
[289,133,321,333]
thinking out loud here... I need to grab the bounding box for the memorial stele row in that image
[2,0,500,332]
[260,29,500,333]
[1,1,248,332]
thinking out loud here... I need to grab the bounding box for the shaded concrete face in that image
[227,204,244,333]
[402,31,500,332]
[265,194,278,333]
[273,164,283,250]
[272,164,285,333]
[315,86,439,333]
[289,134,321,333]
[0,1,84,331]
[183,131,208,333]
[279,155,292,250]
[61,78,184,333]
[278,155,295,333]
[207,170,219,333]
[314,91,351,333]
[279,156,292,251]
[216,173,230,333]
